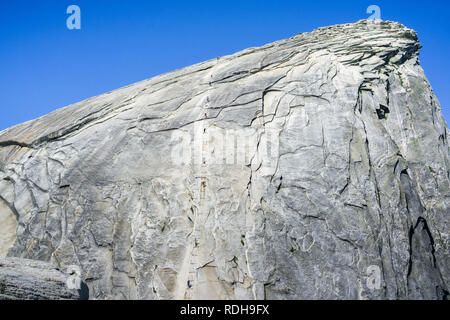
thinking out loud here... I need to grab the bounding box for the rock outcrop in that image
[0,257,88,300]
[0,20,448,300]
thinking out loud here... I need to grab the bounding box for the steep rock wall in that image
[0,20,448,300]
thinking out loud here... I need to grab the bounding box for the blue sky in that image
[0,0,448,131]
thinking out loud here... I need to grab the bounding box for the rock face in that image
[0,20,448,300]
[0,257,88,300]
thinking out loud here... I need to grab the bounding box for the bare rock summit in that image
[0,20,448,300]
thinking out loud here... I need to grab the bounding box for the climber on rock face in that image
[187,280,192,289]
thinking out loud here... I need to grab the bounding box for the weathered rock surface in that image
[0,257,88,300]
[0,20,448,300]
